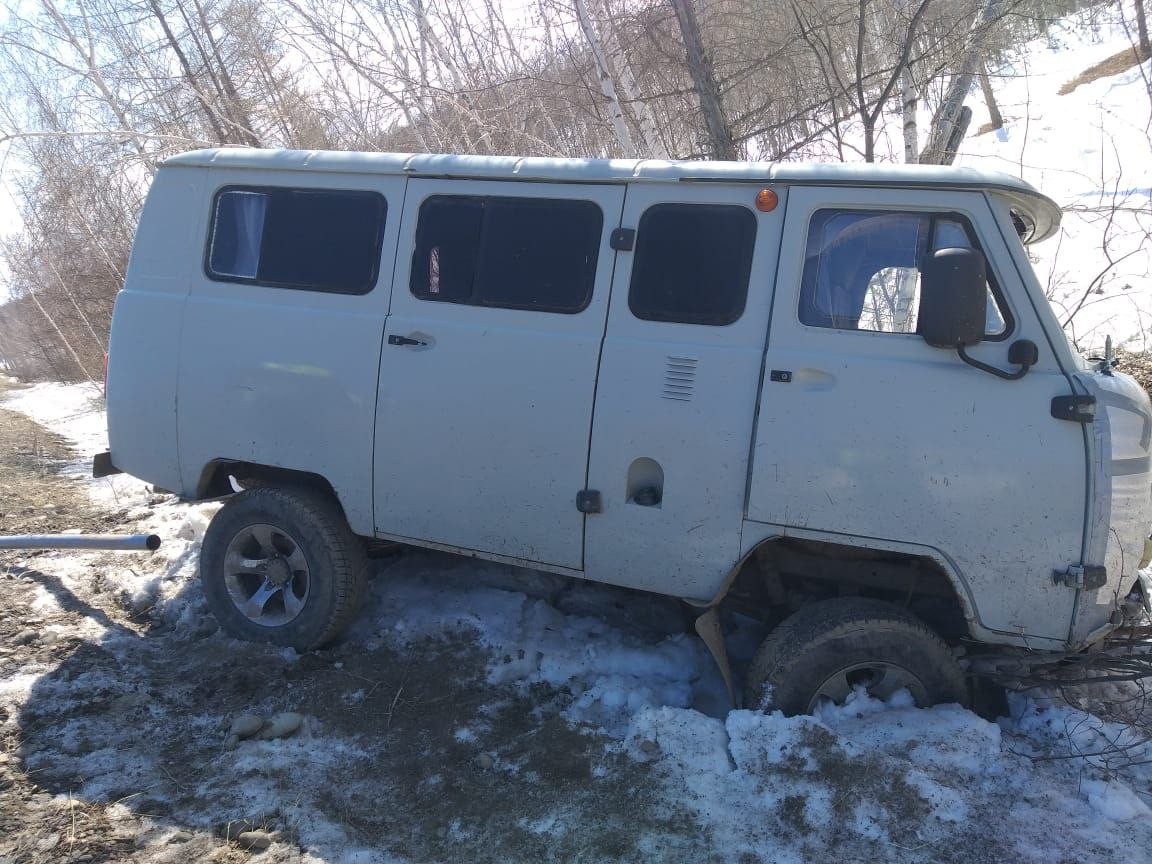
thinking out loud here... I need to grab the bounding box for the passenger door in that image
[748,186,1083,646]
[373,181,625,570]
[584,184,783,598]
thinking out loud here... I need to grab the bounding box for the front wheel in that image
[200,486,369,650]
[744,597,968,715]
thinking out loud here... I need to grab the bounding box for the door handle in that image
[388,334,427,347]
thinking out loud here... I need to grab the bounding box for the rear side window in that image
[207,186,387,294]
[628,204,757,325]
[411,195,603,313]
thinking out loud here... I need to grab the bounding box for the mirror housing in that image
[918,247,987,348]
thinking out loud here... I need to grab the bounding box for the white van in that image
[99,148,1152,714]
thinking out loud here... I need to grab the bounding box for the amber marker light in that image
[755,188,779,212]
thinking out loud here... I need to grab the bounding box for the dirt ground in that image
[0,397,713,864]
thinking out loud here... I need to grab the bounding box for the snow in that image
[360,557,712,736]
[958,14,1152,351]
[1084,778,1152,820]
[1,380,152,507]
[4,346,1152,862]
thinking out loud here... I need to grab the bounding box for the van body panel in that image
[106,172,202,493]
[582,184,784,598]
[372,179,627,569]
[175,169,407,534]
[1073,370,1152,644]
[747,186,1085,645]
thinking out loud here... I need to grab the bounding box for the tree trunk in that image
[1135,0,1151,56]
[940,105,972,165]
[978,63,1003,130]
[188,0,261,147]
[146,0,229,144]
[591,0,669,158]
[574,0,636,157]
[668,0,737,160]
[901,63,918,163]
[920,0,1002,164]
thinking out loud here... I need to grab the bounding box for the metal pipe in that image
[0,534,161,552]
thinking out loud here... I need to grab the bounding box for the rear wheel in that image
[200,486,369,650]
[744,597,968,715]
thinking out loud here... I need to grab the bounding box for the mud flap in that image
[92,450,121,478]
[694,606,739,709]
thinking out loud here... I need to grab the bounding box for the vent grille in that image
[663,356,698,401]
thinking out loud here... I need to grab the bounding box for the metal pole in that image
[0,534,161,552]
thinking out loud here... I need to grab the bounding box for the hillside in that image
[960,13,1152,352]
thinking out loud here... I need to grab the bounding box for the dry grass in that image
[1058,45,1151,95]
[1119,350,1152,397]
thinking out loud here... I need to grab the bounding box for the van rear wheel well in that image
[197,460,340,508]
[725,538,971,644]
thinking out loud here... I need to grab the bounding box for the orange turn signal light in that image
[755,188,778,212]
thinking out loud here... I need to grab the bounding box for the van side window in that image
[411,196,603,313]
[206,187,387,295]
[628,204,756,326]
[798,210,1009,337]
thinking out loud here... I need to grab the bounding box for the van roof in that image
[164,148,1062,243]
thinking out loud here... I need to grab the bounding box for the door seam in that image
[580,186,632,571]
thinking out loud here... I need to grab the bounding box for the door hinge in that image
[1052,564,1107,590]
[576,489,602,514]
[609,228,635,251]
[1051,394,1096,423]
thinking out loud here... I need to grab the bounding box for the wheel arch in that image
[195,459,355,527]
[712,528,981,644]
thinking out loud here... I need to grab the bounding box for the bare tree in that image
[668,0,737,159]
[920,0,1002,165]
[575,0,636,155]
[1134,0,1150,56]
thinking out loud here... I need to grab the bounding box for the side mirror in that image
[918,247,987,348]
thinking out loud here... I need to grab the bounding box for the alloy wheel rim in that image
[223,523,310,627]
[806,661,929,713]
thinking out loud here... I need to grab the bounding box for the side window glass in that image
[207,187,386,294]
[799,210,1009,337]
[628,204,756,325]
[209,190,268,279]
[411,195,603,313]
[410,197,483,303]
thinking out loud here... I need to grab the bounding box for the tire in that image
[200,486,369,650]
[744,597,968,716]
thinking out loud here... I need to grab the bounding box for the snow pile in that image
[625,690,1149,859]
[358,553,717,735]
